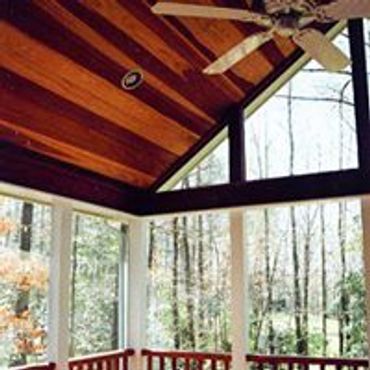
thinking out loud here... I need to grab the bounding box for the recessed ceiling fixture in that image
[121,69,144,91]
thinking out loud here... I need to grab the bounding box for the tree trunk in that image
[197,214,206,349]
[302,210,312,355]
[112,260,119,350]
[69,215,80,357]
[148,221,156,270]
[264,209,275,353]
[287,81,303,354]
[12,202,34,366]
[182,215,196,350]
[320,205,328,356]
[172,218,180,349]
[338,202,350,355]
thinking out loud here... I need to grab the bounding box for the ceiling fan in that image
[151,0,370,74]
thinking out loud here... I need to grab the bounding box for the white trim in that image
[0,181,133,223]
[47,199,73,370]
[127,219,148,370]
[230,210,248,370]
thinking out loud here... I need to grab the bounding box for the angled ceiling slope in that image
[1,0,304,190]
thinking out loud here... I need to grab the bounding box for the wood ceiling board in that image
[0,81,165,185]
[0,69,176,185]
[1,22,200,155]
[0,117,156,188]
[0,0,305,191]
[14,0,215,135]
[69,0,246,106]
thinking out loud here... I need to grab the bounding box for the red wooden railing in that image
[142,349,369,370]
[10,349,369,370]
[142,349,232,370]
[69,348,135,370]
[246,354,369,370]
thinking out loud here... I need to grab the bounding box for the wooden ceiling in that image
[0,0,300,189]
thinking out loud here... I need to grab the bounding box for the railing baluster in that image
[185,358,191,370]
[106,358,112,370]
[211,359,217,370]
[171,357,177,370]
[197,359,204,370]
[224,359,231,370]
[148,355,153,370]
[159,356,165,370]
[114,356,120,370]
[123,356,128,370]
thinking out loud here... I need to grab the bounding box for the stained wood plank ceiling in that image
[0,0,300,189]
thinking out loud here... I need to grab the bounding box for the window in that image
[0,195,51,368]
[172,139,229,190]
[69,212,127,357]
[147,211,231,352]
[246,28,358,180]
[246,199,367,357]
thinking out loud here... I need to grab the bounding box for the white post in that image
[360,197,370,368]
[127,219,147,370]
[230,210,248,370]
[48,199,73,370]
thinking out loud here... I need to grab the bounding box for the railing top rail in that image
[69,348,135,365]
[142,349,232,361]
[11,363,56,370]
[246,354,369,367]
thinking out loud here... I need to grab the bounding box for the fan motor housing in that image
[264,0,318,15]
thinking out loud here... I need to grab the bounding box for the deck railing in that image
[142,349,232,370]
[246,354,369,370]
[142,350,369,370]
[69,348,135,370]
[10,350,369,370]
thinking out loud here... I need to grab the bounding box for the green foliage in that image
[333,272,367,357]
[69,214,123,357]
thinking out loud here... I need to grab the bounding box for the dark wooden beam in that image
[0,142,147,214]
[139,170,369,215]
[229,108,246,183]
[2,141,370,216]
[349,19,370,174]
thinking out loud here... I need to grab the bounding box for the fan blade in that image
[293,29,350,72]
[315,0,370,21]
[152,2,272,27]
[204,32,272,75]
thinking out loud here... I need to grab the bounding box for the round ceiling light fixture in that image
[121,69,144,91]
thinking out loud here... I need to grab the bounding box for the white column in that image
[230,210,248,370]
[127,219,148,370]
[360,197,370,368]
[48,199,73,370]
